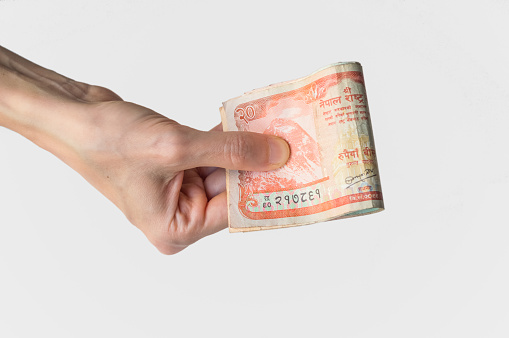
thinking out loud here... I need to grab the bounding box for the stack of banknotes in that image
[220,62,384,232]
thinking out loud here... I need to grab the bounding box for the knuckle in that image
[155,125,189,164]
[146,219,200,255]
[154,243,180,255]
[226,134,253,167]
[171,231,195,247]
[148,230,191,256]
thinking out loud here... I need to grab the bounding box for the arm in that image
[0,46,290,254]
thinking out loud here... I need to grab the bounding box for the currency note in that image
[220,62,384,232]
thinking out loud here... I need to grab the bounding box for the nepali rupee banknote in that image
[220,62,384,232]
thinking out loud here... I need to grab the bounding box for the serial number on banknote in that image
[262,188,322,209]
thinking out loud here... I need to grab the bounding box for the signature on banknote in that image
[345,168,377,188]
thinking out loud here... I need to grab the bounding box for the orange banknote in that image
[220,62,384,232]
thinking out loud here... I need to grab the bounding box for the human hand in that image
[0,46,290,254]
[73,100,290,254]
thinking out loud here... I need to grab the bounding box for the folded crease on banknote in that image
[220,62,384,232]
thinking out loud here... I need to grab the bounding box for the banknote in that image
[220,62,384,232]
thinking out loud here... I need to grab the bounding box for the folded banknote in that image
[220,62,384,232]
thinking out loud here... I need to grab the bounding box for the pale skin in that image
[0,46,290,254]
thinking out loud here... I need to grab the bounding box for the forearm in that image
[0,46,105,164]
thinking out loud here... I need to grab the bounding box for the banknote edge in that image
[222,61,362,106]
[228,206,384,233]
[219,106,234,231]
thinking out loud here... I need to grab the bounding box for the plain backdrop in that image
[1,1,508,337]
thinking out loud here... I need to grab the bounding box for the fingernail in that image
[268,137,290,166]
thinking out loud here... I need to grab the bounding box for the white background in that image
[1,1,508,337]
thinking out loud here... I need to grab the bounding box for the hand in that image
[74,100,290,254]
[0,46,290,254]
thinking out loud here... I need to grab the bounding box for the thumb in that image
[177,127,290,171]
